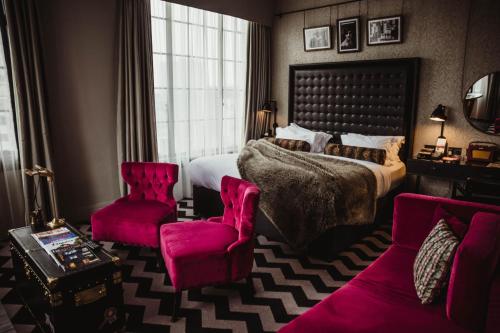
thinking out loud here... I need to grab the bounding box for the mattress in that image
[188,153,406,198]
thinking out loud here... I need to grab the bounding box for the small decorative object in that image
[25,165,65,229]
[466,142,497,163]
[429,104,448,156]
[367,15,403,45]
[303,25,332,51]
[337,17,360,53]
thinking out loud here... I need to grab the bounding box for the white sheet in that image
[188,153,406,198]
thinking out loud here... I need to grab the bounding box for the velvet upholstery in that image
[447,212,500,331]
[160,176,260,291]
[91,162,178,248]
[279,193,500,333]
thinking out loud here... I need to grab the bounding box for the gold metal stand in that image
[25,165,65,229]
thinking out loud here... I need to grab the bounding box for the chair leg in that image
[246,276,254,295]
[155,248,164,272]
[172,290,182,322]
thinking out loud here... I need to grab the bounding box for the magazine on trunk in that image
[51,243,100,271]
[32,227,100,271]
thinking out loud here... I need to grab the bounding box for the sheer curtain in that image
[0,22,23,237]
[151,0,248,199]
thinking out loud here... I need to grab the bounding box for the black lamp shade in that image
[430,104,447,122]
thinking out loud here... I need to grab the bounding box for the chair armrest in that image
[114,196,130,204]
[393,193,500,250]
[207,216,223,223]
[227,237,251,254]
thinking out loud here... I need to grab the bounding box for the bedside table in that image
[406,158,500,199]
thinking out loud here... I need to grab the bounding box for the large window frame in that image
[151,1,248,162]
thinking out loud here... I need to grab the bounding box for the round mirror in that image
[463,71,500,135]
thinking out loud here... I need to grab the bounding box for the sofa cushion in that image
[91,199,176,248]
[432,205,468,239]
[414,219,459,304]
[279,246,470,333]
[446,212,500,331]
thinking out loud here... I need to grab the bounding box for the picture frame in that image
[303,25,332,52]
[337,17,360,53]
[367,15,403,45]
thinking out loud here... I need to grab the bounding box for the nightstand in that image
[406,158,500,202]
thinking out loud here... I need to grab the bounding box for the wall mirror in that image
[463,71,500,135]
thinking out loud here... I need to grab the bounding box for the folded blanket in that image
[237,139,377,250]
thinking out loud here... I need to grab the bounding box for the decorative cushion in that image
[413,219,460,304]
[324,143,387,165]
[446,212,500,331]
[264,137,311,152]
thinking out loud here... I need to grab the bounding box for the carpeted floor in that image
[0,199,391,333]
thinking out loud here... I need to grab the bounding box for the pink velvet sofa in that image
[280,193,500,333]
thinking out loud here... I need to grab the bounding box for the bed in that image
[190,58,420,259]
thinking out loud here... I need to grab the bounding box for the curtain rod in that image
[275,0,361,18]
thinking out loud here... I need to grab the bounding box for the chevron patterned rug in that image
[0,199,391,333]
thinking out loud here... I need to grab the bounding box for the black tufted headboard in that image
[289,58,420,161]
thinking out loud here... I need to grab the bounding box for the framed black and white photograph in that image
[367,16,403,45]
[337,17,360,53]
[303,25,332,52]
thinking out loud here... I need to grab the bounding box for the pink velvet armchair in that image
[91,162,178,262]
[160,176,260,321]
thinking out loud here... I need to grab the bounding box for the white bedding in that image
[188,153,406,198]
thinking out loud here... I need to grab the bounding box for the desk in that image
[406,159,500,200]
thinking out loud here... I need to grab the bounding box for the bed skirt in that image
[193,185,400,260]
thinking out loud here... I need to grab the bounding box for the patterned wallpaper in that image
[271,0,500,196]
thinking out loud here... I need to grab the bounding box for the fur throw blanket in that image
[237,139,377,250]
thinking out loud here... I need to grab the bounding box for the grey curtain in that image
[4,0,56,223]
[244,22,271,142]
[117,0,158,194]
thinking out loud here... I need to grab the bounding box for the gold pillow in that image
[324,143,386,165]
[264,137,311,152]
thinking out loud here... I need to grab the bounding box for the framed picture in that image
[367,15,403,45]
[337,17,360,53]
[303,25,332,52]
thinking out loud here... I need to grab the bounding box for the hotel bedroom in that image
[0,0,499,332]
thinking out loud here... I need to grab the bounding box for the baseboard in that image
[65,200,114,224]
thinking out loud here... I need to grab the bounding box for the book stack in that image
[32,227,100,271]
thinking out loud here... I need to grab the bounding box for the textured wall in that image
[272,0,500,196]
[38,0,120,221]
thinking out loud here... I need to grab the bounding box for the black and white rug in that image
[0,199,391,333]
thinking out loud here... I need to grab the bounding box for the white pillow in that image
[341,133,405,165]
[290,123,332,153]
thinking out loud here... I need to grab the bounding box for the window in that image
[151,1,248,197]
[0,30,17,158]
[151,1,248,161]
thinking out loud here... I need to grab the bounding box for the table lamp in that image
[429,104,447,155]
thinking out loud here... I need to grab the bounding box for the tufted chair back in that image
[220,176,260,240]
[121,162,178,204]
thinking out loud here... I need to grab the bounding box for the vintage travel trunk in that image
[9,225,125,333]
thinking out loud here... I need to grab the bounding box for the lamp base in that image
[46,217,66,229]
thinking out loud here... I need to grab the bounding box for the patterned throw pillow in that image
[264,137,311,152]
[413,219,460,304]
[324,143,386,165]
